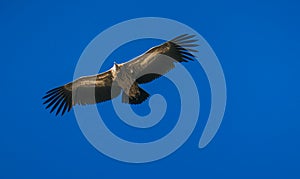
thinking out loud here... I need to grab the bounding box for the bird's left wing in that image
[122,34,198,84]
[42,70,121,116]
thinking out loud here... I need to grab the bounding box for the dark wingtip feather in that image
[43,86,72,116]
[179,43,199,47]
[42,89,62,99]
[50,95,64,114]
[56,96,66,116]
[181,54,194,61]
[185,48,199,53]
[180,50,195,58]
[61,101,68,116]
[46,87,60,94]
[171,34,189,42]
[171,34,198,62]
[45,95,62,108]
[178,39,198,44]
[172,34,196,43]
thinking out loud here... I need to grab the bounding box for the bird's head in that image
[113,62,121,71]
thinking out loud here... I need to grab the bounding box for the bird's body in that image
[43,34,198,115]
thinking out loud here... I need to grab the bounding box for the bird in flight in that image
[43,34,198,116]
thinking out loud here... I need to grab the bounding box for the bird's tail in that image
[122,86,149,104]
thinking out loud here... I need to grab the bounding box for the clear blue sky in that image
[1,0,300,178]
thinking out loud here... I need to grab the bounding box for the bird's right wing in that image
[123,34,198,84]
[42,70,121,116]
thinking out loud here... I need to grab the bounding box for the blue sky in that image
[1,0,300,178]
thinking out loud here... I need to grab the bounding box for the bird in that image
[43,34,198,116]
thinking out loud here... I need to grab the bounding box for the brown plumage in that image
[43,34,198,115]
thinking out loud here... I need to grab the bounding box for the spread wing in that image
[42,70,121,116]
[123,34,198,84]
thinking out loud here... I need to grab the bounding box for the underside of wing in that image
[42,70,121,116]
[124,34,198,84]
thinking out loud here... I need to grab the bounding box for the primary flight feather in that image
[43,34,198,116]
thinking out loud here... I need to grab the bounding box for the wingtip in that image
[43,85,72,117]
[172,34,197,43]
[46,87,60,94]
[171,34,199,61]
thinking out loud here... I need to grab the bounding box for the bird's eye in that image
[130,70,133,73]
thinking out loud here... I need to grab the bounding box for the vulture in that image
[43,34,198,116]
